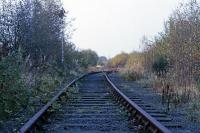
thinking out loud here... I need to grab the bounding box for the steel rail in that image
[19,72,100,133]
[104,73,171,133]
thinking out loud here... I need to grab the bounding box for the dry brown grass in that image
[137,74,200,112]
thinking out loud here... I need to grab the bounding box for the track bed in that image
[41,73,136,133]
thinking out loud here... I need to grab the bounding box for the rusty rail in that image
[104,73,171,133]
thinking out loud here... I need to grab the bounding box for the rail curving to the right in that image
[104,72,172,133]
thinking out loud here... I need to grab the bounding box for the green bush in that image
[152,56,168,77]
[0,54,29,121]
[31,75,60,104]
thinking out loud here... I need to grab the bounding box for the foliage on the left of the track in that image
[0,0,100,131]
[0,53,29,122]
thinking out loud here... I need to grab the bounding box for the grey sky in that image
[63,0,183,58]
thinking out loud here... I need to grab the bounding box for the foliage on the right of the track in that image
[108,0,200,121]
[108,51,144,81]
[120,70,142,81]
[107,53,129,68]
[139,0,200,112]
[108,0,200,120]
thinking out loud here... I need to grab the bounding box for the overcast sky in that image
[63,0,183,58]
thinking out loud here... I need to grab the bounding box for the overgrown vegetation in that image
[108,0,200,121]
[141,1,200,112]
[108,52,144,81]
[0,53,28,121]
[0,0,99,130]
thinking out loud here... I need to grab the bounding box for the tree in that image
[78,49,98,68]
[0,0,83,126]
[125,52,144,73]
[139,0,200,107]
[152,55,169,77]
[108,52,129,68]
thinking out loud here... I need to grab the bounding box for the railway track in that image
[19,72,180,133]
